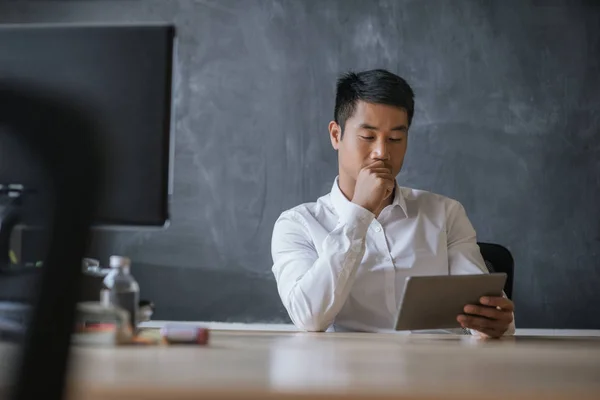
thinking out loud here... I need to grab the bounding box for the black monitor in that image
[0,23,176,227]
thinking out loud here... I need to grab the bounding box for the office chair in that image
[1,82,102,400]
[478,242,514,299]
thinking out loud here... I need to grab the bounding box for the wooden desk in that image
[59,329,600,400]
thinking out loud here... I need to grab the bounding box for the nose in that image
[371,139,390,161]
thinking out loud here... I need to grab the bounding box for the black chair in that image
[477,242,514,299]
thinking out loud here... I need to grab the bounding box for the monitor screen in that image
[0,23,176,227]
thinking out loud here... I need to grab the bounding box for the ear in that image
[329,121,342,150]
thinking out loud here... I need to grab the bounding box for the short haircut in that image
[334,69,415,134]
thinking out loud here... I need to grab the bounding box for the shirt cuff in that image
[337,202,375,235]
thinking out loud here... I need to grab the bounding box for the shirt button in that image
[374,226,382,232]
[384,257,391,262]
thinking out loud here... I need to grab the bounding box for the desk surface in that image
[58,329,600,400]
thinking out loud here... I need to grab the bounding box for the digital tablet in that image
[394,273,507,331]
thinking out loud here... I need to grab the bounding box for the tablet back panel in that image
[395,273,507,331]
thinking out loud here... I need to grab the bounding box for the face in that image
[329,101,409,182]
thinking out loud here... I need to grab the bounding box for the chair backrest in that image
[477,242,514,299]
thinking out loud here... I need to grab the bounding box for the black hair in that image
[334,69,415,135]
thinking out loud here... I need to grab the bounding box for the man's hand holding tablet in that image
[459,296,515,338]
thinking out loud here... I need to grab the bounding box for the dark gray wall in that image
[1,0,599,328]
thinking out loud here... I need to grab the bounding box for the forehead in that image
[348,101,408,127]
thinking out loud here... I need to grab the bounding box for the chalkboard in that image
[1,0,599,328]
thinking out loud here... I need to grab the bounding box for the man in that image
[271,69,515,337]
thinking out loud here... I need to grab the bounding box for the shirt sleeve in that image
[271,204,374,332]
[446,200,516,336]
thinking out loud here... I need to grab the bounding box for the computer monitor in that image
[0,23,176,227]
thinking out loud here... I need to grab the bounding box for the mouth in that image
[367,161,392,170]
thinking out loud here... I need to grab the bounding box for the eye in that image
[359,136,375,140]
[389,138,403,142]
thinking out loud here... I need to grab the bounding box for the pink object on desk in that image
[160,324,209,345]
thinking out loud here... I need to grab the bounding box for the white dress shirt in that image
[271,177,515,335]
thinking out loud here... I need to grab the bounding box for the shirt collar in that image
[330,176,407,217]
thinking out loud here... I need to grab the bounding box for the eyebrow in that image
[359,123,408,132]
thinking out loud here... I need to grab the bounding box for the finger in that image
[364,160,387,169]
[369,168,393,174]
[457,315,497,330]
[366,168,393,177]
[375,172,395,184]
[458,315,510,337]
[480,296,514,312]
[383,188,394,199]
[471,327,505,339]
[464,304,513,322]
[373,177,396,187]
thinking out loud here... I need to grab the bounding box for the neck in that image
[375,188,395,216]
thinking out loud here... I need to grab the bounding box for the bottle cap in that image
[109,255,131,269]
